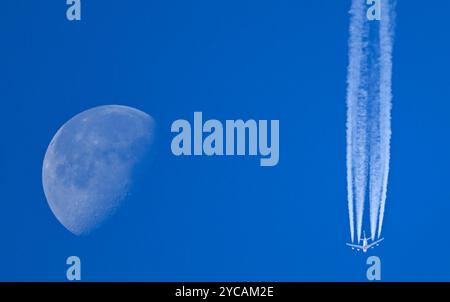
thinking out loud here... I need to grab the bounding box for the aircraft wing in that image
[367,238,384,249]
[346,243,363,249]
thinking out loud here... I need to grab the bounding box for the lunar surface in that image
[42,105,156,235]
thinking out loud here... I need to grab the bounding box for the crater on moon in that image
[42,105,157,236]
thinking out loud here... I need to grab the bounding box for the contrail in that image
[368,47,382,241]
[346,0,395,243]
[377,0,395,239]
[346,0,368,243]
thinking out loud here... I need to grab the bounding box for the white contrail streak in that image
[377,0,395,238]
[346,0,395,243]
[346,0,368,243]
[369,59,382,241]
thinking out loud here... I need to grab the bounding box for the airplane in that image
[346,232,384,253]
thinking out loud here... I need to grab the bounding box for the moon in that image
[42,105,157,236]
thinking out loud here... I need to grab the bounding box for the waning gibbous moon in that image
[42,105,157,236]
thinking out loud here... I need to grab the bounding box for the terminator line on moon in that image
[42,105,156,235]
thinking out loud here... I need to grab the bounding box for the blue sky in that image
[1,0,450,281]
